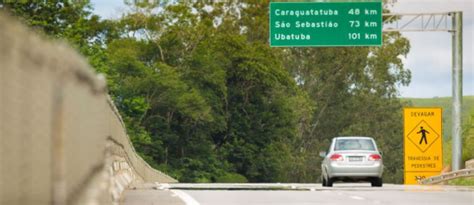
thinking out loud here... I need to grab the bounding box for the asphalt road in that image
[121,183,474,205]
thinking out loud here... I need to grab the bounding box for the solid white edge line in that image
[350,196,365,200]
[171,189,201,205]
[155,182,170,190]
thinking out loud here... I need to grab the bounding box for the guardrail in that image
[420,159,474,185]
[419,169,474,185]
[0,13,176,205]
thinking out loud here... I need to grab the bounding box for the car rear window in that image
[334,139,375,151]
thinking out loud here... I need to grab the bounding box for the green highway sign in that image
[269,1,382,47]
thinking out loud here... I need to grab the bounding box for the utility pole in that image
[383,11,464,171]
[451,11,463,171]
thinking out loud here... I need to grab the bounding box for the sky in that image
[90,0,126,19]
[390,0,473,98]
[90,0,473,98]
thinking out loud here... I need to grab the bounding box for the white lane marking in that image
[170,190,200,205]
[155,182,170,190]
[350,196,365,200]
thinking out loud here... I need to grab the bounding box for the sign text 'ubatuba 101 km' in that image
[269,1,382,47]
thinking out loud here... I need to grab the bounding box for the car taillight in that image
[369,154,382,161]
[330,154,343,161]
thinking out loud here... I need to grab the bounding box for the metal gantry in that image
[383,12,453,32]
[383,12,464,171]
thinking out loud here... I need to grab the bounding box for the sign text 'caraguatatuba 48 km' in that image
[403,108,443,185]
[269,1,382,47]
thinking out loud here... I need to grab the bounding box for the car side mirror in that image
[319,151,327,158]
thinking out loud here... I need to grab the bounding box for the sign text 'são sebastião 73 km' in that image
[403,108,443,185]
[269,1,382,47]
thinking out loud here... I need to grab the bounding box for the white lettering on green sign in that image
[274,9,340,17]
[270,1,383,47]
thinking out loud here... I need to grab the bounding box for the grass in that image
[447,177,474,186]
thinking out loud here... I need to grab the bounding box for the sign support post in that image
[451,11,463,171]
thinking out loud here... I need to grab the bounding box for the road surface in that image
[121,183,474,205]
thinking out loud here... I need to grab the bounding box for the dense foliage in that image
[2,1,412,183]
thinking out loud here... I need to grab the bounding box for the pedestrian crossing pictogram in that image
[406,120,440,153]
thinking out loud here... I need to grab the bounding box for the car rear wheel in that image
[371,177,383,187]
[322,175,333,187]
[326,177,333,187]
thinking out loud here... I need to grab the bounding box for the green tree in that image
[0,1,107,49]
[231,0,411,183]
[3,1,413,184]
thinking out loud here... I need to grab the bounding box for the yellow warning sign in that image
[404,172,441,185]
[403,107,443,185]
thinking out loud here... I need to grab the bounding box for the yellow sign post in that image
[403,107,443,184]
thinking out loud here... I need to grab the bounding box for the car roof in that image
[333,136,374,140]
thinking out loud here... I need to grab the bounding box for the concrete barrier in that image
[0,13,176,205]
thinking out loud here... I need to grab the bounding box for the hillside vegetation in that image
[2,1,412,183]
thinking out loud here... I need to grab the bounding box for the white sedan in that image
[320,136,384,187]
